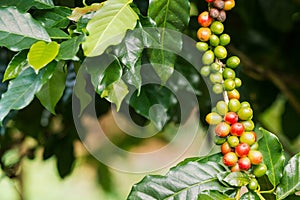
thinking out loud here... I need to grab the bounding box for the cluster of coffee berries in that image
[205,0,235,22]
[197,8,241,95]
[197,0,267,188]
[206,99,266,176]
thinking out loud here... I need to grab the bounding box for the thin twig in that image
[228,45,300,115]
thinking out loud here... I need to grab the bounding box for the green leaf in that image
[101,79,128,111]
[28,41,60,73]
[0,0,34,12]
[223,172,250,187]
[86,54,122,95]
[240,191,260,200]
[276,153,300,200]
[258,128,285,187]
[32,0,54,9]
[36,63,66,114]
[0,7,51,51]
[112,27,145,93]
[54,135,75,178]
[45,28,70,39]
[0,62,56,124]
[127,160,233,200]
[82,0,139,57]
[129,84,176,130]
[198,191,234,200]
[33,7,71,29]
[56,36,84,61]
[148,0,190,83]
[74,66,92,116]
[3,50,29,82]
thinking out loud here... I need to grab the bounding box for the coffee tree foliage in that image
[0,0,299,199]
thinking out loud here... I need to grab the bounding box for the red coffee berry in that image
[224,112,238,124]
[238,157,251,170]
[230,122,245,136]
[198,11,213,27]
[221,142,233,155]
[215,122,231,137]
[235,143,250,157]
[223,152,238,167]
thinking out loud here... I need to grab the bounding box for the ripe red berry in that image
[198,11,213,27]
[235,143,250,157]
[248,150,263,165]
[223,152,238,167]
[224,112,238,124]
[221,142,233,155]
[205,0,214,2]
[230,122,245,136]
[238,157,251,170]
[215,122,231,137]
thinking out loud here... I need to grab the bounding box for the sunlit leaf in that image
[82,0,139,57]
[28,41,60,73]
[0,7,50,51]
[223,172,250,187]
[240,191,260,200]
[127,157,233,200]
[102,79,128,111]
[198,191,234,200]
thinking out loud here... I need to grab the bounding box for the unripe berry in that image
[248,150,263,165]
[227,135,239,147]
[253,164,267,177]
[206,112,222,125]
[210,21,224,35]
[240,131,256,145]
[196,42,209,52]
